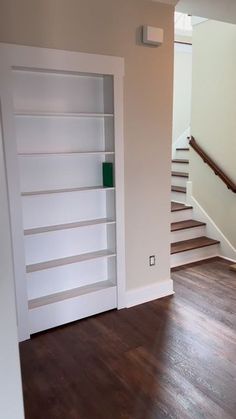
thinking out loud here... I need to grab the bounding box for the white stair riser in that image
[171,176,188,188]
[174,150,189,160]
[171,244,220,268]
[171,191,186,204]
[171,226,206,243]
[172,163,189,172]
[171,209,193,223]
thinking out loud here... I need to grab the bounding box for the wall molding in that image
[186,181,236,262]
[126,279,174,308]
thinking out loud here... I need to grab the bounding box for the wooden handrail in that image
[189,136,236,193]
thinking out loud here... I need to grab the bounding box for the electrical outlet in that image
[149,255,156,266]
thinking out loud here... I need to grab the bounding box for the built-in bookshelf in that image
[3,48,125,336]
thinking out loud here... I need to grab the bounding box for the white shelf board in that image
[26,249,116,273]
[14,111,114,118]
[24,218,116,235]
[18,151,115,157]
[28,282,117,334]
[28,279,116,309]
[21,185,115,196]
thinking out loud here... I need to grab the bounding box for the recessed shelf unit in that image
[0,45,125,339]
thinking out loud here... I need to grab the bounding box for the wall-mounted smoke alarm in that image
[142,25,164,46]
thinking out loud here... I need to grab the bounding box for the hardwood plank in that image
[171,236,220,255]
[20,257,236,419]
[171,219,206,232]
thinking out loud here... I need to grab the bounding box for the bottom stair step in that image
[171,236,220,255]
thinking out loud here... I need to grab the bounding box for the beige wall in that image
[0,0,174,290]
[191,20,236,248]
[173,43,192,142]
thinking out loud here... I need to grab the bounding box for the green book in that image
[102,162,114,187]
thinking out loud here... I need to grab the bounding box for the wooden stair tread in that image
[171,236,220,255]
[172,159,189,164]
[171,185,186,193]
[230,264,236,272]
[171,220,206,232]
[176,148,189,151]
[171,171,189,178]
[171,202,192,212]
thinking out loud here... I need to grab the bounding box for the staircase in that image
[171,146,220,267]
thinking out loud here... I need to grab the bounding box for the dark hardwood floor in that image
[20,257,236,419]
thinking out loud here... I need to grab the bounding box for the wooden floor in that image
[20,257,236,419]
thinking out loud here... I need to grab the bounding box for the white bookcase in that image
[0,44,125,339]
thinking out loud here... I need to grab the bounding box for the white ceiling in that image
[177,0,236,24]
[154,0,236,25]
[155,0,177,4]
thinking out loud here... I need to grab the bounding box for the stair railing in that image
[189,136,236,193]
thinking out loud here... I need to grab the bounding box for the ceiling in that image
[155,0,177,4]
[155,0,236,25]
[177,0,236,24]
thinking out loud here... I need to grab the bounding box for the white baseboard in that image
[186,181,236,261]
[126,279,174,308]
[219,256,236,263]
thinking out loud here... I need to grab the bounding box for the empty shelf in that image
[26,249,116,273]
[14,111,114,118]
[24,218,116,235]
[22,186,115,196]
[18,151,115,156]
[28,280,116,309]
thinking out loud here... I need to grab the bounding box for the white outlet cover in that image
[149,255,156,266]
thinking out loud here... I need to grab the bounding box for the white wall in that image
[190,20,236,248]
[173,42,192,143]
[0,121,24,417]
[0,0,175,292]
